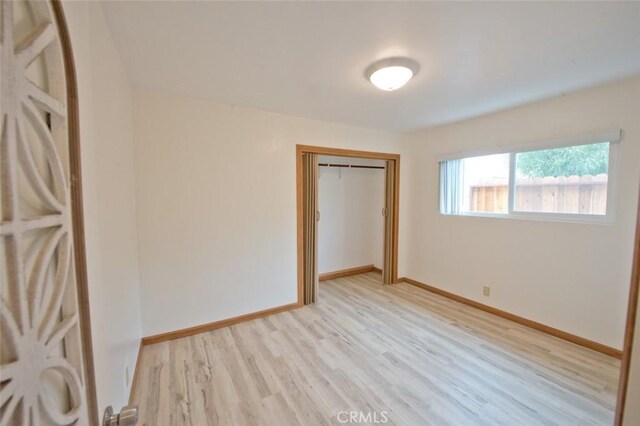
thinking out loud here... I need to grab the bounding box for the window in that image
[439,132,619,222]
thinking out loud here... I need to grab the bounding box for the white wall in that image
[133,89,403,336]
[318,162,385,273]
[402,76,640,349]
[63,1,142,415]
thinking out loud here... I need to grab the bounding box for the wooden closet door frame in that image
[296,145,400,305]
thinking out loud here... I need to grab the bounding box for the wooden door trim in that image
[51,1,99,422]
[615,187,640,425]
[296,145,401,305]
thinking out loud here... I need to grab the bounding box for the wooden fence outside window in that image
[470,174,608,214]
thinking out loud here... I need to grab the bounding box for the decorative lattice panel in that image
[1,0,88,424]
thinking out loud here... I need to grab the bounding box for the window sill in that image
[441,211,614,225]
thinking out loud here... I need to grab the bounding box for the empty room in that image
[2,1,640,425]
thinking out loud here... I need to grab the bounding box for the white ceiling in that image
[102,1,640,132]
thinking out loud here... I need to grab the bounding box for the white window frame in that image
[438,130,621,224]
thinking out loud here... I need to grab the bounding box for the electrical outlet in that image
[483,286,491,297]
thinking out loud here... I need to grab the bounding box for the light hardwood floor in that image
[130,272,620,425]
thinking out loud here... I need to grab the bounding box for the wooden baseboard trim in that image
[128,339,143,405]
[319,264,379,281]
[142,302,301,346]
[397,277,622,359]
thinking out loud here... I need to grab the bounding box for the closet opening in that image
[296,145,400,305]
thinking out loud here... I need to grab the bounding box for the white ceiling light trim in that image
[365,57,420,91]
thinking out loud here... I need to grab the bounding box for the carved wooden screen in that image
[1,0,95,424]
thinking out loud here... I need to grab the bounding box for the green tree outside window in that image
[516,143,609,178]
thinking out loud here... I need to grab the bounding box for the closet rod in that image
[318,163,385,170]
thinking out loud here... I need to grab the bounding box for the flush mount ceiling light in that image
[365,57,420,91]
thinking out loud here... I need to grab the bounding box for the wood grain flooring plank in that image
[131,272,620,425]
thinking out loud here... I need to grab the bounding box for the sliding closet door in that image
[383,160,396,284]
[303,153,319,304]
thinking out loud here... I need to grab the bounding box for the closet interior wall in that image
[317,156,386,275]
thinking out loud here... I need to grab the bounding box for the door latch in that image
[103,405,138,426]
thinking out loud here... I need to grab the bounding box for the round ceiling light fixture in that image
[365,57,420,91]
